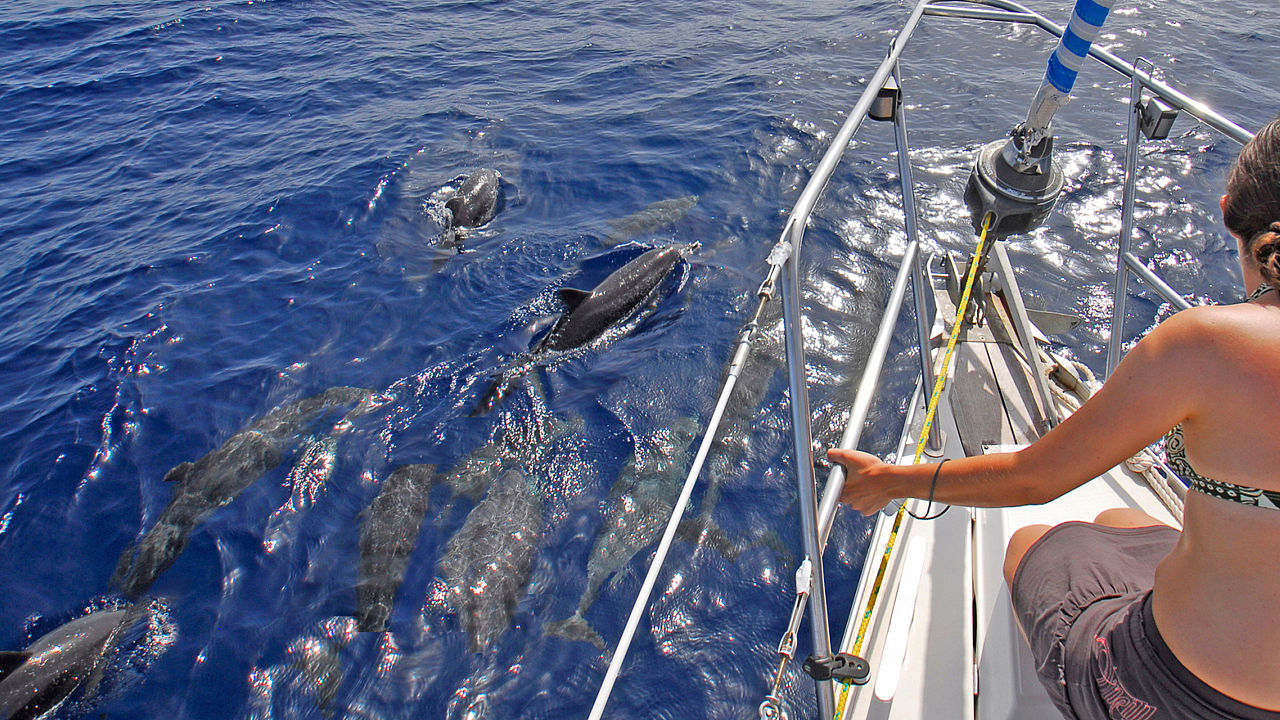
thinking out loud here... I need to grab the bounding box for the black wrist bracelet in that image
[908,459,951,521]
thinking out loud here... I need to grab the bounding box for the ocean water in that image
[1,0,1277,718]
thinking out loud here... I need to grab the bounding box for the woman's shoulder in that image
[1157,302,1280,378]
[1159,301,1277,343]
[1137,305,1220,355]
[1135,303,1280,379]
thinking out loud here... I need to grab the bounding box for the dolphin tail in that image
[758,529,797,569]
[110,544,136,588]
[469,371,523,417]
[436,226,461,252]
[677,515,740,562]
[354,595,392,634]
[111,521,190,599]
[545,613,607,651]
[429,241,459,274]
[110,542,151,600]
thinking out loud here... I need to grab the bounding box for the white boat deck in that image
[836,282,1182,720]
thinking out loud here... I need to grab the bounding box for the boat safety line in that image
[835,213,993,718]
[587,270,779,720]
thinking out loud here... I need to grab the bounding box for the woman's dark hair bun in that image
[1224,116,1280,285]
[1254,221,1280,285]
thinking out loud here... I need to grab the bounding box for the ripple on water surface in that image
[0,0,1278,718]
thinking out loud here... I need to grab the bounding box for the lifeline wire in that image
[834,213,993,718]
[586,266,779,720]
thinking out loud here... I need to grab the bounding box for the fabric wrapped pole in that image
[1025,0,1116,132]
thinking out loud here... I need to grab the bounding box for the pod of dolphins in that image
[0,169,741,718]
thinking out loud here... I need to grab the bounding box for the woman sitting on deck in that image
[830,115,1280,719]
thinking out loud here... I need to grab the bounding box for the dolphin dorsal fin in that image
[0,651,30,680]
[558,287,591,310]
[163,461,194,484]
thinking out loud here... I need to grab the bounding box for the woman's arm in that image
[833,306,1219,515]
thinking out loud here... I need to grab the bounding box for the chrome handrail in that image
[764,1,1255,717]
[925,0,1254,144]
[1106,58,1248,374]
[773,1,933,712]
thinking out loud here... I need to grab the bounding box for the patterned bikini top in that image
[1165,425,1280,510]
[1163,282,1280,510]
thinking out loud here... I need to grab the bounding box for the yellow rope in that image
[833,214,993,718]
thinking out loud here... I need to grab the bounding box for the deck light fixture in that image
[869,75,901,122]
[1138,94,1178,140]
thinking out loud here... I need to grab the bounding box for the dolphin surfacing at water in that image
[444,168,501,230]
[432,168,502,256]
[474,242,698,414]
[112,387,378,599]
[355,464,438,632]
[437,468,543,652]
[537,243,696,353]
[0,609,132,720]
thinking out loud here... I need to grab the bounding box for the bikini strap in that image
[1245,282,1274,302]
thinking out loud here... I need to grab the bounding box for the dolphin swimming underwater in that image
[0,609,132,720]
[112,386,378,599]
[602,195,699,246]
[546,419,699,649]
[547,311,787,649]
[677,306,788,560]
[437,468,543,652]
[352,411,577,636]
[242,616,357,718]
[355,464,438,632]
[284,617,357,714]
[474,242,698,414]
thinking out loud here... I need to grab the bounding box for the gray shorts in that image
[1010,521,1280,720]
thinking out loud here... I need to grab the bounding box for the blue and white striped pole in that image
[965,0,1117,237]
[1024,0,1116,134]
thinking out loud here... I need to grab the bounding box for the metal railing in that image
[585,1,1255,717]
[1105,58,1254,374]
[765,0,1256,715]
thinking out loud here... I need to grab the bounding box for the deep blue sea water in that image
[1,1,1278,718]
